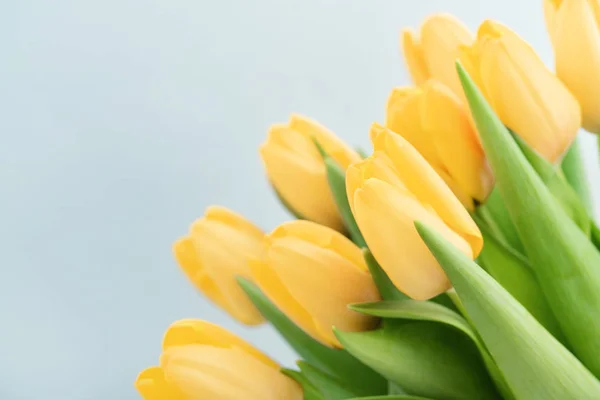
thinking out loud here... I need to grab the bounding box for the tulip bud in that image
[250,220,381,347]
[260,114,362,231]
[402,14,473,97]
[385,80,494,209]
[544,0,600,133]
[346,124,483,300]
[459,20,581,162]
[173,206,265,325]
[135,319,302,400]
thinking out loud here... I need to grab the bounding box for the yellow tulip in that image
[250,220,381,347]
[402,14,473,98]
[460,20,581,162]
[386,80,494,209]
[545,0,600,132]
[346,124,483,300]
[173,206,265,325]
[135,319,302,400]
[260,114,362,231]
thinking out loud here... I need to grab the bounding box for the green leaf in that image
[561,136,593,215]
[457,61,600,378]
[282,369,325,400]
[297,361,359,399]
[313,137,366,246]
[476,222,564,341]
[347,396,434,400]
[592,222,600,251]
[334,320,500,400]
[349,299,512,399]
[509,131,555,181]
[237,277,387,396]
[362,249,407,301]
[324,156,366,247]
[416,220,600,399]
[349,300,477,344]
[362,249,457,312]
[512,132,591,235]
[476,188,524,254]
[387,382,407,395]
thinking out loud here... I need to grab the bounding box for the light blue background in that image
[3,1,599,399]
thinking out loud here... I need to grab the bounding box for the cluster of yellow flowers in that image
[136,2,600,398]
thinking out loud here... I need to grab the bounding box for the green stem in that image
[562,136,593,216]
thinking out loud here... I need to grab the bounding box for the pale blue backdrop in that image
[2,0,599,399]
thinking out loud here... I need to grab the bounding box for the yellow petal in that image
[544,0,560,44]
[162,319,278,369]
[385,86,443,168]
[135,366,186,400]
[288,114,361,168]
[261,125,344,231]
[385,82,494,207]
[421,80,494,203]
[435,168,476,211]
[477,20,581,161]
[458,41,487,97]
[401,29,430,85]
[370,125,483,255]
[420,14,473,96]
[346,151,407,214]
[161,345,302,400]
[250,258,326,345]
[353,178,472,300]
[269,220,367,272]
[265,224,380,346]
[188,207,264,325]
[263,124,323,172]
[205,206,265,239]
[173,237,230,313]
[549,0,600,132]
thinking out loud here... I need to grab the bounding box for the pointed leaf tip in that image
[456,61,508,146]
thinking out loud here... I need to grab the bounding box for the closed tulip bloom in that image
[402,14,473,98]
[460,20,581,162]
[386,80,494,209]
[545,0,600,132]
[250,220,381,347]
[173,206,265,325]
[135,319,302,400]
[346,124,483,300]
[260,114,362,231]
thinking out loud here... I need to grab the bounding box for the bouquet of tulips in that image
[135,2,600,399]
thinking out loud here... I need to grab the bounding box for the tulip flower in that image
[545,0,600,133]
[460,20,581,162]
[402,14,473,98]
[250,220,381,347]
[135,319,302,400]
[260,114,362,231]
[346,124,483,300]
[173,206,265,325]
[386,80,494,209]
